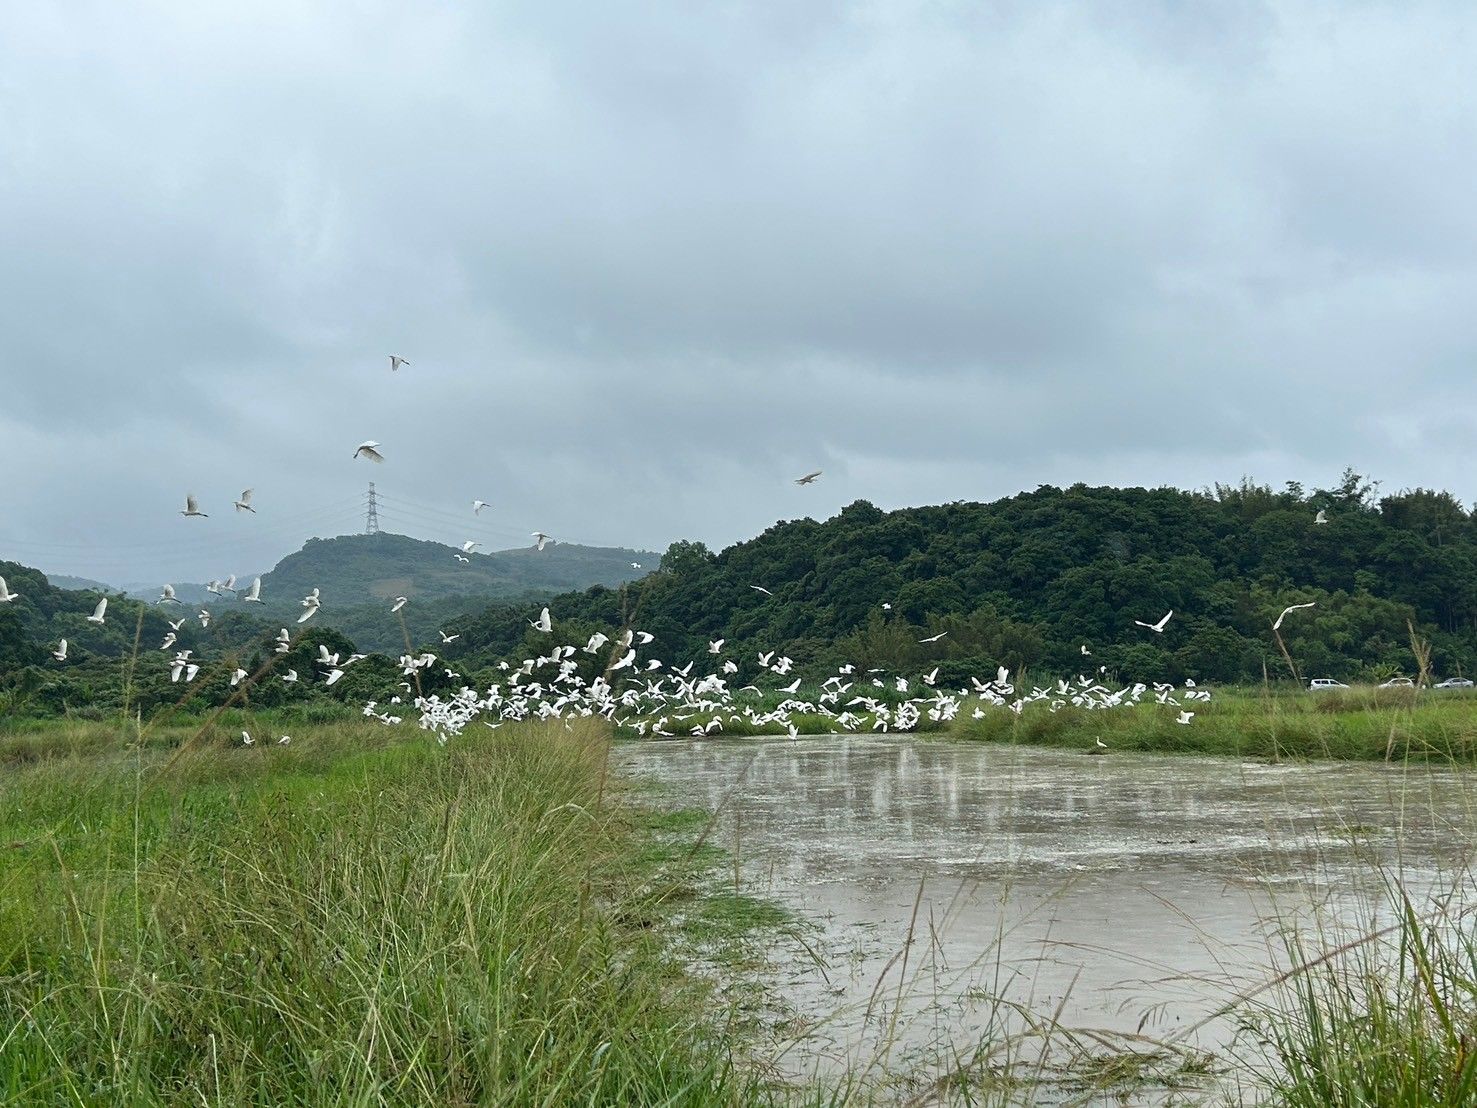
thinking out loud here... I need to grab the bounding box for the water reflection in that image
[616,736,1477,1100]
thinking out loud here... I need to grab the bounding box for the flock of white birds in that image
[0,362,1336,745]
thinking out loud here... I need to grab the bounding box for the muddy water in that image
[615,737,1477,1101]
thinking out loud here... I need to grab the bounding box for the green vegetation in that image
[951,685,1477,762]
[260,531,657,611]
[0,717,803,1106]
[1242,887,1477,1106]
[12,472,1477,725]
[454,472,1477,688]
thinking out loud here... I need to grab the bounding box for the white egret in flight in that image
[87,598,108,624]
[1273,602,1316,631]
[389,355,409,371]
[234,489,255,513]
[180,494,208,517]
[354,441,384,462]
[1134,610,1173,634]
[298,588,321,624]
[794,471,822,485]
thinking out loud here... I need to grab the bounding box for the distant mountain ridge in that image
[257,532,658,610]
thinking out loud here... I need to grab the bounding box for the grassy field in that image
[5,708,1477,1105]
[950,685,1477,762]
[0,715,810,1106]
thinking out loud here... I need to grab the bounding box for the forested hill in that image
[259,532,659,609]
[451,476,1477,685]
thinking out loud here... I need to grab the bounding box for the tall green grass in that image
[0,718,785,1105]
[951,686,1477,761]
[1242,884,1477,1106]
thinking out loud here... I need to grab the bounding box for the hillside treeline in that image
[6,472,1477,717]
[450,473,1477,686]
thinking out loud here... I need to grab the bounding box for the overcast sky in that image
[4,2,1477,583]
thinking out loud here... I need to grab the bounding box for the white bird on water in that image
[52,639,67,661]
[473,500,490,514]
[242,577,263,603]
[234,489,256,513]
[1134,610,1173,634]
[794,470,822,485]
[1273,602,1317,631]
[87,597,108,624]
[389,355,410,371]
[353,441,384,462]
[180,493,208,518]
[530,607,553,633]
[532,532,552,551]
[0,576,15,603]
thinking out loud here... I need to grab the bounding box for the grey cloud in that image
[3,2,1477,581]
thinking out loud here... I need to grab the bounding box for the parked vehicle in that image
[1434,677,1475,689]
[1378,677,1416,689]
[1308,678,1351,691]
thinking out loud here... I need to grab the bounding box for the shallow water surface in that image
[615,737,1477,1102]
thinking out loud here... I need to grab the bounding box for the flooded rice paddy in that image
[616,736,1477,1103]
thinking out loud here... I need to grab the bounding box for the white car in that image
[1308,678,1350,691]
[1435,678,1475,689]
